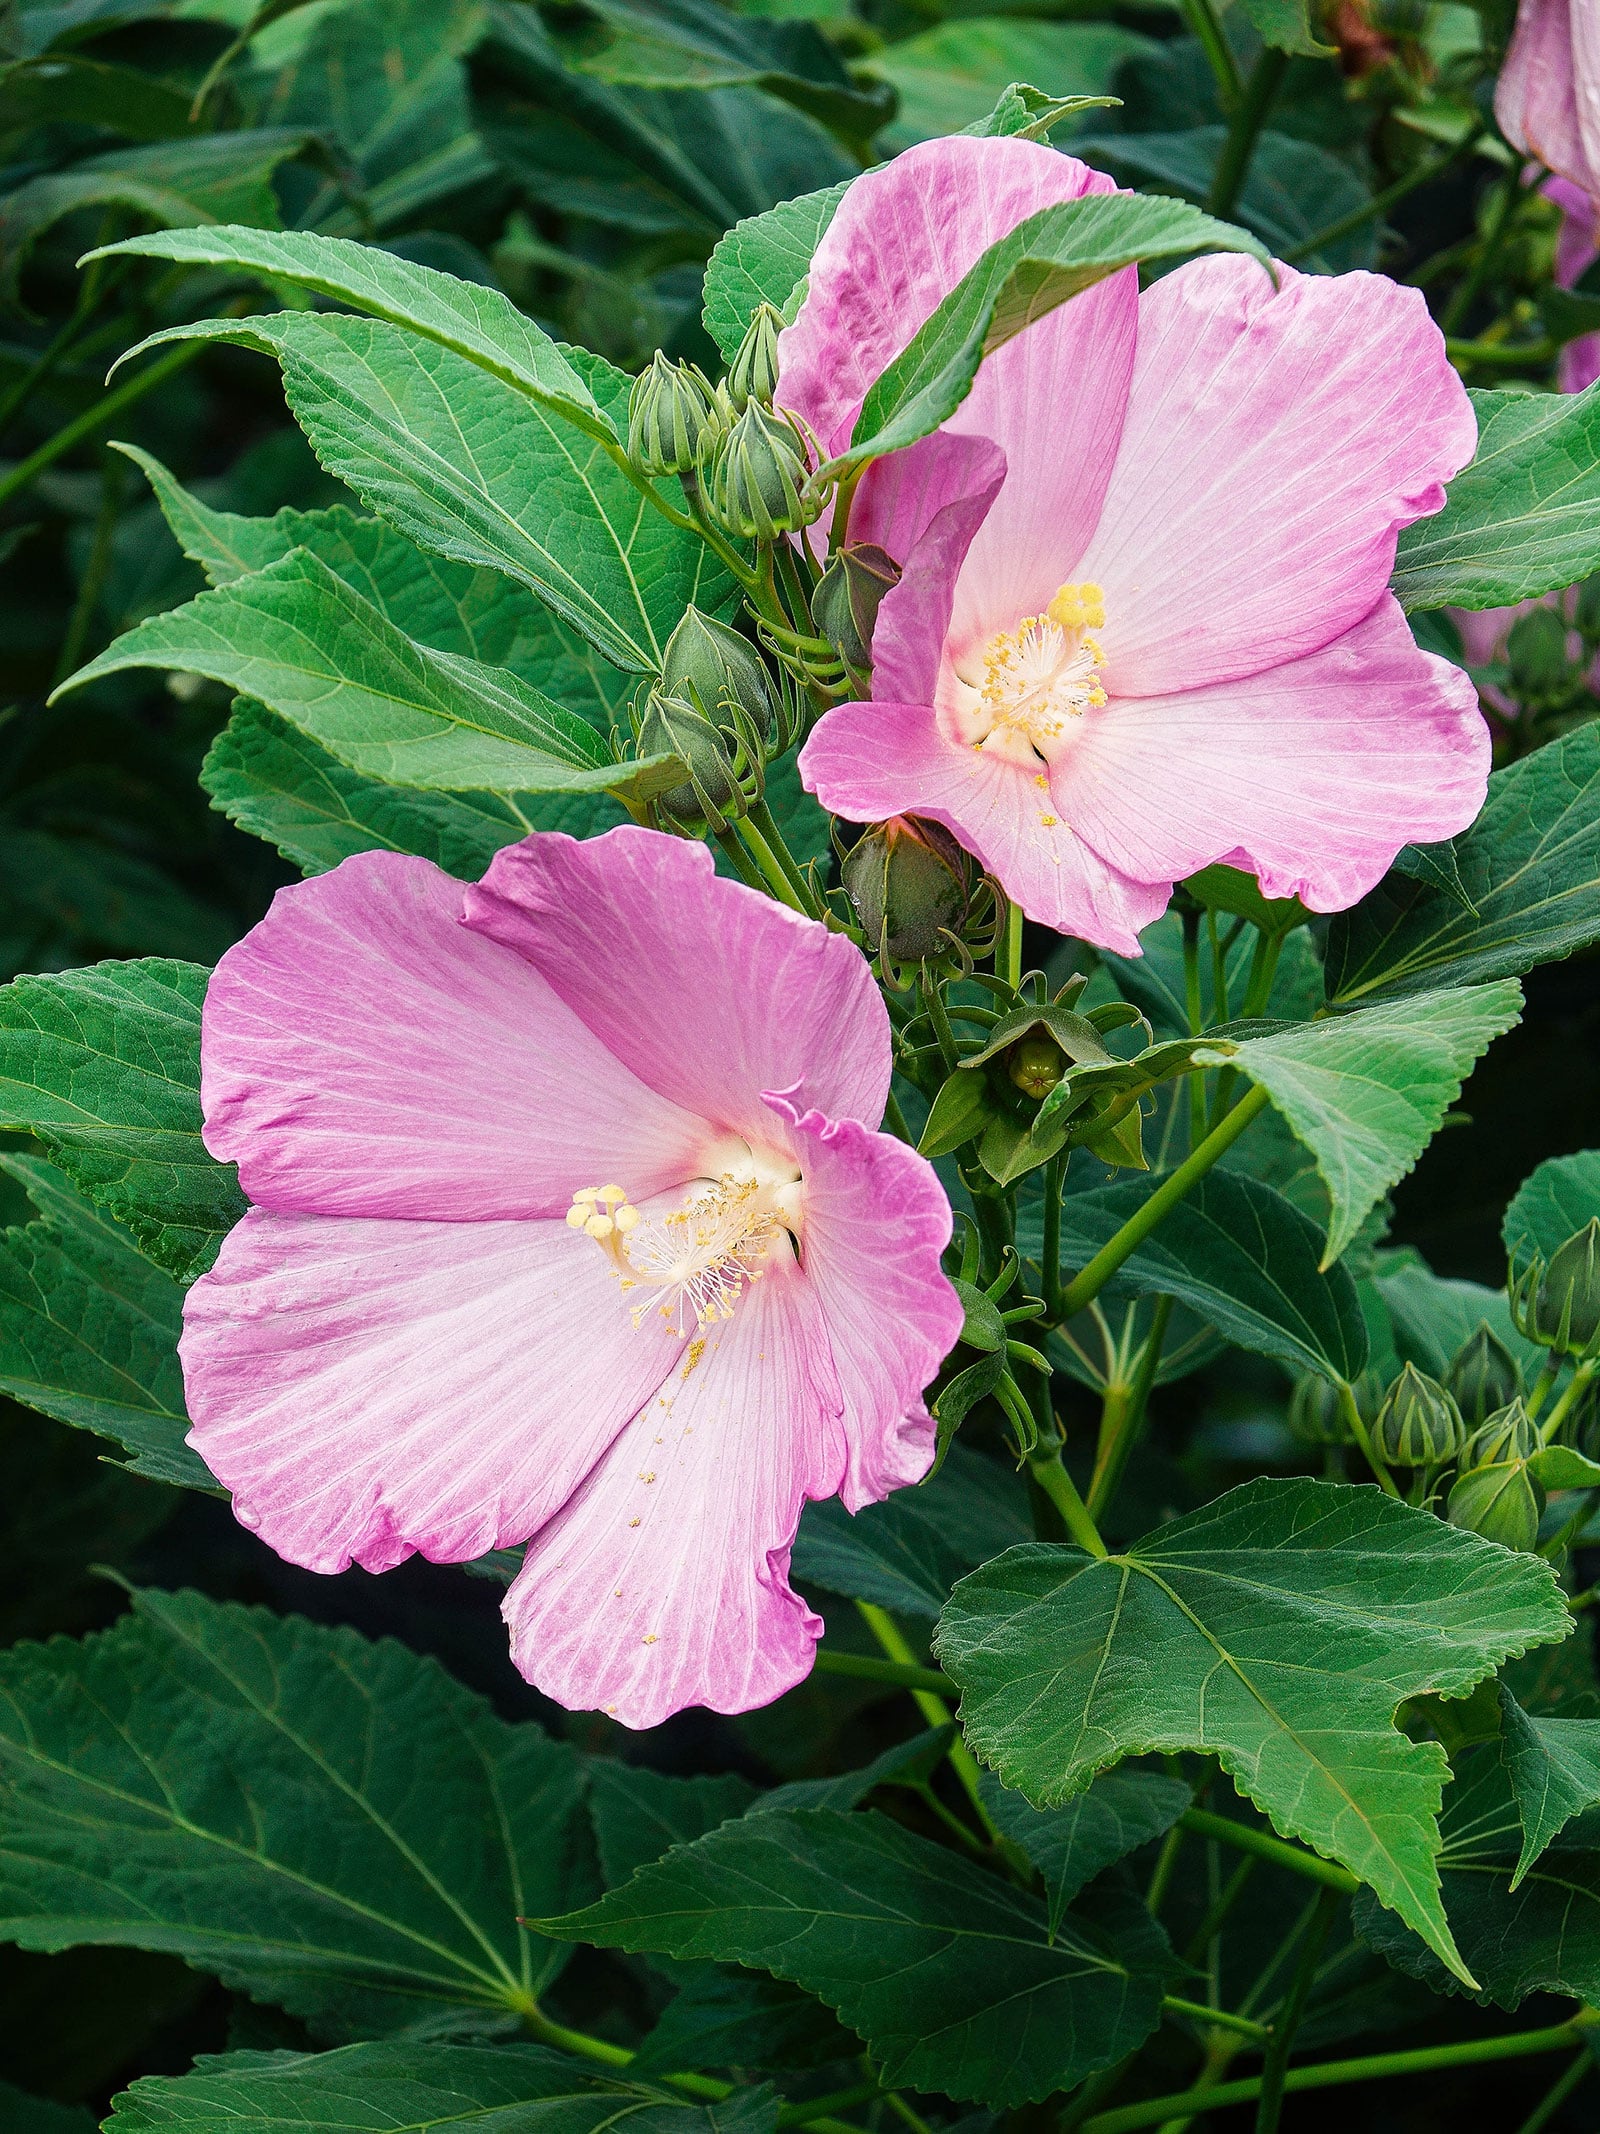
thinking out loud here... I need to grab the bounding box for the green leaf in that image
[979,1768,1191,1935]
[1528,1444,1600,1489]
[536,1807,1174,2105]
[124,445,638,730]
[0,1154,205,1489]
[1183,863,1309,937]
[103,2040,768,2132]
[0,829,235,966]
[590,1765,759,1889]
[0,53,195,138]
[109,316,730,673]
[97,226,615,445]
[702,179,849,360]
[1326,726,1600,1002]
[1194,981,1523,1265]
[62,550,676,804]
[1504,1149,1600,1273]
[1041,1170,1370,1384]
[0,1586,596,2038]
[633,1969,852,2076]
[1499,1684,1600,1887]
[1371,1255,1543,1382]
[759,1726,959,1814]
[791,1444,1030,1618]
[1354,1748,1600,2009]
[819,192,1271,484]
[935,1476,1571,1987]
[1392,388,1600,611]
[1237,0,1335,56]
[0,132,312,293]
[1076,127,1370,272]
[862,22,1150,152]
[0,958,242,1283]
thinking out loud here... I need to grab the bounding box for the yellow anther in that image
[597,1184,627,1204]
[584,1213,615,1239]
[573,1186,601,1204]
[613,1203,640,1232]
[565,1204,591,1228]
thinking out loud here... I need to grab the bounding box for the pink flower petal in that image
[202,851,707,1219]
[868,438,1007,704]
[180,1210,684,1573]
[1055,597,1489,910]
[799,697,1167,951]
[1075,256,1477,697]
[463,827,890,1140]
[764,1096,959,1511]
[778,136,1138,643]
[849,429,1007,587]
[1497,0,1600,202]
[504,1250,841,1727]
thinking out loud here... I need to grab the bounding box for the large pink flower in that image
[1497,0,1600,214]
[787,136,1489,953]
[179,828,961,1728]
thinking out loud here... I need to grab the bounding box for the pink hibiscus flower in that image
[1497,0,1600,216]
[179,828,961,1727]
[786,136,1489,953]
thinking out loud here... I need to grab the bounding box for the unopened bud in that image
[1447,1456,1544,1553]
[1444,1323,1523,1428]
[811,543,901,672]
[1287,1374,1351,1448]
[660,605,776,736]
[637,691,743,831]
[1535,1220,1600,1356]
[1463,1399,1537,1470]
[725,302,783,413]
[1373,1362,1463,1469]
[703,401,819,541]
[628,353,716,477]
[1008,1034,1066,1100]
[842,816,970,964]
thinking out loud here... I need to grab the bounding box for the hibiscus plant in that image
[5,2,1600,2130]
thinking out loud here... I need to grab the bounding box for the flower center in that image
[567,1145,801,1334]
[952,582,1107,765]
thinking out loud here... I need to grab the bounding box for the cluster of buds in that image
[625,304,824,544]
[635,606,781,835]
[1373,1363,1464,1472]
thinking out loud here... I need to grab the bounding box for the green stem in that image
[1059,1086,1270,1318]
[1514,2047,1593,2134]
[1087,1295,1173,1522]
[1283,124,1486,266]
[0,337,201,510]
[1042,1147,1067,1322]
[1439,163,1523,336]
[1080,2016,1598,2134]
[1527,1357,1562,1420]
[1445,335,1557,370]
[1540,1357,1597,1443]
[777,2083,880,2127]
[1180,0,1242,108]
[603,438,757,592]
[813,1649,948,1695]
[1540,1486,1600,1563]
[921,975,960,1076]
[1177,1808,1359,1896]
[1027,1446,1109,1557]
[855,1601,1003,1844]
[734,812,810,913]
[521,2004,728,2099]
[1254,1887,1340,2134]
[52,447,125,687]
[1184,1856,1255,1965]
[1339,1379,1400,1497]
[1182,905,1207,1154]
[1164,1996,1271,2044]
[1208,47,1288,219]
[882,1088,913,1146]
[1001,895,1023,990]
[715,827,768,893]
[1238,929,1283,1021]
[746,797,822,917]
[1145,1822,1186,1915]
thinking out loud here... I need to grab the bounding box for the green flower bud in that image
[627,352,716,477]
[637,690,744,831]
[811,543,901,672]
[1287,1375,1350,1448]
[1462,1398,1537,1470]
[1447,1456,1544,1554]
[842,816,971,964]
[1535,1219,1600,1356]
[703,402,820,541]
[1373,1362,1464,1469]
[660,605,776,736]
[1444,1322,1524,1428]
[1008,1034,1066,1101]
[725,302,783,413]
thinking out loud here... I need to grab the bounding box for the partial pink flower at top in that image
[1497,0,1600,215]
[178,828,962,1729]
[785,135,1489,954]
